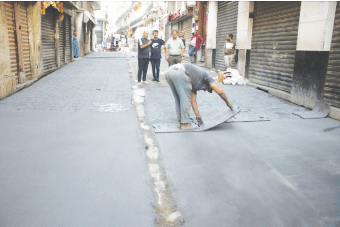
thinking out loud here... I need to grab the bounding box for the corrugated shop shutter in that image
[18,2,32,80]
[323,2,340,108]
[171,23,178,33]
[182,18,192,60]
[215,1,238,70]
[95,30,103,44]
[248,1,301,93]
[4,2,18,76]
[58,18,65,65]
[65,15,71,63]
[41,7,57,74]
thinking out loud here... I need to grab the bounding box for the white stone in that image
[166,211,183,222]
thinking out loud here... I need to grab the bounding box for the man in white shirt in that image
[224,33,236,69]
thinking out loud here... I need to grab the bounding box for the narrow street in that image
[1,51,340,226]
[0,52,154,227]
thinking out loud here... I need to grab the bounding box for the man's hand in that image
[148,40,152,45]
[165,56,169,61]
[181,56,185,61]
[196,116,203,125]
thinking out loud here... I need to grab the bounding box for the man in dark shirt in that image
[150,30,165,82]
[138,31,152,85]
[179,31,186,47]
[165,63,233,130]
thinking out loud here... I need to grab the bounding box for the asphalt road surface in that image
[0,51,339,226]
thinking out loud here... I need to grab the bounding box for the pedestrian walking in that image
[190,30,204,63]
[165,63,233,130]
[224,33,236,69]
[150,30,165,82]
[179,31,186,47]
[110,34,115,51]
[72,31,79,58]
[128,36,134,52]
[165,30,185,66]
[106,35,111,51]
[137,31,152,85]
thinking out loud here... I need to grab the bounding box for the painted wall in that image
[75,12,85,57]
[27,2,43,80]
[0,2,16,99]
[205,1,218,69]
[0,2,11,77]
[296,1,336,51]
[291,1,337,109]
[236,1,253,77]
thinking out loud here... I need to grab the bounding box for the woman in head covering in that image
[72,31,80,58]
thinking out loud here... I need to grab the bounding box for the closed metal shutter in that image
[18,3,32,79]
[58,19,65,65]
[41,7,57,74]
[249,2,301,93]
[4,2,18,76]
[171,23,178,33]
[65,15,71,63]
[183,18,192,59]
[323,2,340,108]
[95,30,103,44]
[215,1,238,70]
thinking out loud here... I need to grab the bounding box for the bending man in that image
[165,63,233,130]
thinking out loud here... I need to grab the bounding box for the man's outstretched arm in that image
[210,83,233,110]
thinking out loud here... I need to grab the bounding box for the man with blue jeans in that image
[150,30,165,82]
[165,63,233,130]
[137,31,152,85]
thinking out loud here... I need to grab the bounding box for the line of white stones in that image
[129,57,183,225]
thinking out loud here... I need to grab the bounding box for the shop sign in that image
[170,9,181,21]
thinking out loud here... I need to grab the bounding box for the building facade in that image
[202,1,340,120]
[0,1,100,100]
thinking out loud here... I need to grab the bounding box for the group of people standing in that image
[136,29,235,130]
[136,29,236,85]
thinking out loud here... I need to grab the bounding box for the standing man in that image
[179,31,186,47]
[150,30,165,82]
[165,63,233,130]
[128,35,134,52]
[110,34,115,51]
[190,30,204,63]
[224,33,236,69]
[165,30,185,66]
[137,31,152,85]
[106,35,111,51]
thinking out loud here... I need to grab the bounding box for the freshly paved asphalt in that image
[1,50,339,227]
[0,52,154,227]
[130,50,340,226]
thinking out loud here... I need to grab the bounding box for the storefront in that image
[169,12,193,57]
[4,2,32,82]
[248,1,301,93]
[58,14,71,66]
[215,1,238,70]
[41,6,58,74]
